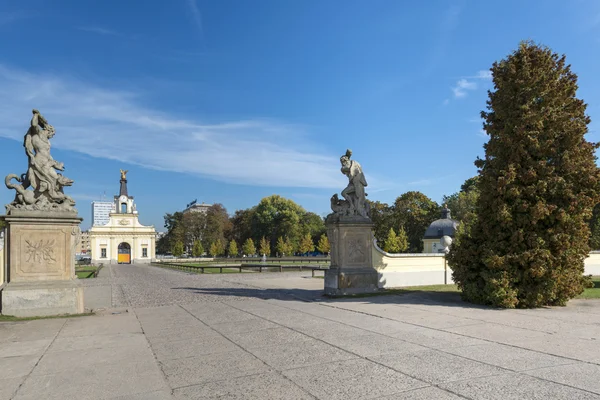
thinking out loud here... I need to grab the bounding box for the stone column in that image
[324,218,379,296]
[1,211,84,317]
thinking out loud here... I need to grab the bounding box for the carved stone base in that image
[2,280,84,317]
[3,212,82,282]
[1,211,84,316]
[325,219,379,296]
[324,267,379,296]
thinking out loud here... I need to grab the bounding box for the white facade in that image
[89,176,156,264]
[92,201,114,226]
[183,202,212,214]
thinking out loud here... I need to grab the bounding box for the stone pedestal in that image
[324,218,379,296]
[1,211,84,317]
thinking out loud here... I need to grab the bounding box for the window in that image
[121,203,127,213]
[101,248,107,258]
[142,248,148,258]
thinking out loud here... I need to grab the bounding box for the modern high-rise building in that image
[182,200,212,214]
[91,201,114,226]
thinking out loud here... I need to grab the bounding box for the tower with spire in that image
[89,170,155,264]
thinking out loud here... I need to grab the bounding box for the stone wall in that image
[374,240,600,288]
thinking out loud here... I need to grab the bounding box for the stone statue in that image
[327,149,370,222]
[120,169,128,180]
[5,110,76,213]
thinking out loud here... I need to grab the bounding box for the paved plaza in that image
[1,264,600,399]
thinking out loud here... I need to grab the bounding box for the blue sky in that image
[1,0,600,231]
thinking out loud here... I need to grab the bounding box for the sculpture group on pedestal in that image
[327,149,371,222]
[5,109,76,214]
[324,149,378,296]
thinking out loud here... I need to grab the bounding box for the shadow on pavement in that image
[170,286,496,311]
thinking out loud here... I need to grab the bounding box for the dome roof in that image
[423,206,459,239]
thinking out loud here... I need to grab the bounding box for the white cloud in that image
[475,70,492,80]
[452,78,477,98]
[185,0,204,38]
[0,66,344,189]
[449,70,492,100]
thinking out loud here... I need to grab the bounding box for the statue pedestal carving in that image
[324,218,379,296]
[1,212,84,317]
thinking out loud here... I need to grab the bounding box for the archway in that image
[118,242,131,264]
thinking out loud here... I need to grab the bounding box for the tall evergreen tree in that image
[242,238,256,256]
[317,234,330,255]
[228,240,238,257]
[299,233,314,254]
[192,240,204,257]
[259,236,270,256]
[448,41,600,308]
[172,241,184,257]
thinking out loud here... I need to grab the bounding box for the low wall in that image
[373,241,451,288]
[374,242,600,289]
[0,229,7,289]
[585,252,600,275]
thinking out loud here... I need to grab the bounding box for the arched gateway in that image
[118,242,131,264]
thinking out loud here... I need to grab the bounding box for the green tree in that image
[368,200,394,244]
[0,219,6,230]
[229,208,256,246]
[299,212,326,244]
[397,227,409,252]
[393,191,439,252]
[284,236,295,256]
[202,204,232,251]
[259,236,270,256]
[209,241,219,257]
[317,234,330,255]
[160,212,185,254]
[276,236,286,256]
[589,203,600,250]
[448,41,600,308]
[242,238,256,256]
[172,240,184,257]
[298,233,314,254]
[192,240,204,257]
[228,240,238,257]
[253,195,305,253]
[443,177,480,222]
[383,227,409,253]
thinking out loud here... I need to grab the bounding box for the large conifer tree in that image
[448,41,600,308]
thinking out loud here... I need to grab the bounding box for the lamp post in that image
[440,235,453,284]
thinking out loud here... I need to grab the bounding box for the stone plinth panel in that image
[4,211,82,282]
[325,219,379,296]
[1,211,84,317]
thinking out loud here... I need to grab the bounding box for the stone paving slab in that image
[223,327,313,349]
[525,362,600,395]
[439,372,600,399]
[370,348,507,384]
[444,342,576,372]
[282,358,427,400]
[173,372,314,400]
[14,360,168,400]
[0,338,52,358]
[151,335,239,361]
[2,264,600,399]
[159,349,271,388]
[378,386,465,399]
[0,377,25,400]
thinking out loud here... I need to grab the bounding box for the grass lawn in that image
[202,268,246,274]
[577,276,600,299]
[75,266,98,279]
[0,313,94,322]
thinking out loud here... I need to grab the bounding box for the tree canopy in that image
[448,41,600,308]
